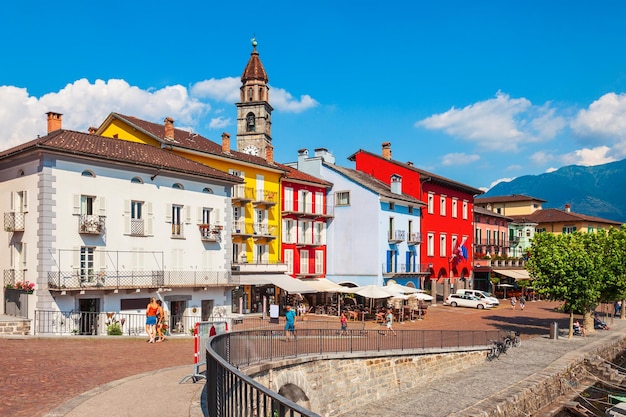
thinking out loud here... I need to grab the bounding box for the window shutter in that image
[214,209,220,226]
[9,244,15,268]
[386,251,393,273]
[282,219,288,241]
[22,191,29,212]
[10,191,16,211]
[21,243,27,270]
[145,203,154,235]
[73,247,80,270]
[73,194,81,215]
[197,207,203,224]
[406,251,411,272]
[98,249,106,270]
[98,197,107,216]
[185,205,191,223]
[165,204,172,222]
[124,200,131,234]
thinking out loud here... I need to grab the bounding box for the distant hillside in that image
[484,159,626,223]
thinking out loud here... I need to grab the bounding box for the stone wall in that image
[251,349,486,417]
[0,317,31,336]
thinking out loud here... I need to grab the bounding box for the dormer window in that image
[81,170,95,177]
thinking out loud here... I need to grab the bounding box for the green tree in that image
[526,232,601,338]
[601,226,626,319]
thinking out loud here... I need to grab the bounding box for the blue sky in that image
[2,1,626,191]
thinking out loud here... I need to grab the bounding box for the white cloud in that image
[191,77,241,103]
[559,146,615,166]
[417,91,564,152]
[487,177,515,190]
[209,116,231,129]
[571,92,626,141]
[505,164,522,171]
[545,167,558,173]
[270,87,319,113]
[440,152,480,166]
[0,79,210,151]
[530,151,554,165]
[191,78,319,113]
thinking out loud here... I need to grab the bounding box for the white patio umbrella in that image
[354,285,396,299]
[385,282,421,294]
[409,292,434,301]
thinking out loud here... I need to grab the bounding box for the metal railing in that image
[4,211,25,232]
[283,202,334,217]
[33,310,228,336]
[47,269,235,290]
[388,229,406,242]
[4,268,26,287]
[78,214,106,234]
[382,263,431,274]
[206,328,502,417]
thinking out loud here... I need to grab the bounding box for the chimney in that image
[266,144,274,164]
[47,112,63,133]
[164,117,175,140]
[314,147,335,164]
[565,203,571,212]
[390,174,402,194]
[88,126,97,134]
[407,161,414,166]
[221,132,231,153]
[382,142,391,160]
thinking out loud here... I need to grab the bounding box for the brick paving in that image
[0,299,617,417]
[0,336,193,417]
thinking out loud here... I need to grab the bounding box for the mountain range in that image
[483,158,626,223]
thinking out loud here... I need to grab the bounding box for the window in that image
[428,193,434,214]
[284,187,294,211]
[299,190,312,213]
[81,170,95,177]
[440,196,446,216]
[314,222,326,244]
[427,233,435,257]
[256,244,268,263]
[462,201,468,219]
[440,234,447,257]
[315,251,324,274]
[203,187,213,194]
[246,113,256,132]
[172,183,184,190]
[131,201,144,235]
[283,219,295,243]
[171,205,183,237]
[408,206,414,215]
[536,228,546,233]
[315,192,324,214]
[284,249,294,275]
[389,202,395,211]
[131,177,143,184]
[526,229,531,237]
[300,250,310,274]
[452,198,458,218]
[335,191,350,206]
[80,246,95,284]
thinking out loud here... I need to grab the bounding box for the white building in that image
[289,148,424,288]
[0,113,242,334]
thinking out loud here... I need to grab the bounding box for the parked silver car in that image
[445,293,494,309]
[456,289,500,306]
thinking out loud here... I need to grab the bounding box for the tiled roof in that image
[325,163,425,206]
[102,113,285,172]
[509,208,622,226]
[348,149,483,196]
[0,130,243,183]
[474,206,513,221]
[241,45,268,83]
[276,163,332,187]
[475,194,547,204]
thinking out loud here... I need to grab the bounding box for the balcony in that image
[382,263,431,276]
[232,221,253,238]
[130,219,146,236]
[253,223,277,240]
[4,268,26,287]
[47,269,236,291]
[407,232,422,245]
[232,185,255,204]
[4,212,25,232]
[282,202,334,219]
[230,260,287,274]
[296,234,325,247]
[78,215,106,235]
[388,229,406,243]
[252,189,278,208]
[199,224,223,242]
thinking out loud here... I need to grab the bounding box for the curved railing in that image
[205,328,503,417]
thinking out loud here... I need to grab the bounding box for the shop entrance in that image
[79,298,100,335]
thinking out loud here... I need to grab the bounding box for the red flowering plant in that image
[15,281,35,294]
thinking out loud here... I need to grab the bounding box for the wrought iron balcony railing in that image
[78,214,106,235]
[4,212,26,232]
[199,224,223,242]
[388,229,406,243]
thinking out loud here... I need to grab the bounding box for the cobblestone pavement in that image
[0,300,619,417]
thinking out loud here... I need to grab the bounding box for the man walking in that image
[285,305,296,341]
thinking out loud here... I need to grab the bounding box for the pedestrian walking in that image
[615,301,622,318]
[510,296,517,310]
[340,312,348,335]
[385,309,397,336]
[519,296,526,310]
[284,305,296,341]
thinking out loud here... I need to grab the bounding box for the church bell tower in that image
[236,38,273,159]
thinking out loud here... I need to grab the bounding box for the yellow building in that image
[95,39,316,314]
[474,194,545,217]
[510,206,623,235]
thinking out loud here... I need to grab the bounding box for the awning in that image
[492,269,531,280]
[238,274,317,293]
[298,278,354,293]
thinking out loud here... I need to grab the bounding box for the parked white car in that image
[456,289,500,306]
[445,293,494,309]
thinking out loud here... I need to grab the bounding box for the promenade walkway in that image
[1,300,622,417]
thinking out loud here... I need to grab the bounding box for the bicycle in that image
[486,340,504,361]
